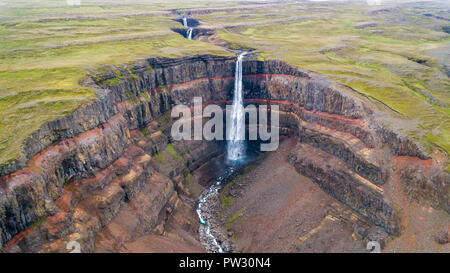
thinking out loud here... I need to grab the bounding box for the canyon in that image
[0,54,448,253]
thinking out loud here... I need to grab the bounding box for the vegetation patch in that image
[185,173,202,198]
[153,151,166,164]
[219,183,235,209]
[0,0,447,170]
[30,217,47,229]
[166,143,184,161]
[210,4,449,156]
[0,1,231,168]
[225,207,246,231]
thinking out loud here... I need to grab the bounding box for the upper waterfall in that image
[182,17,188,27]
[227,52,247,162]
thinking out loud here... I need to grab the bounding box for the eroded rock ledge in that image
[0,55,447,252]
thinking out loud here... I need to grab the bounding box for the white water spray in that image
[187,28,193,40]
[227,52,247,161]
[182,17,188,27]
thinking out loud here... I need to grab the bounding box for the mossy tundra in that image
[0,0,448,171]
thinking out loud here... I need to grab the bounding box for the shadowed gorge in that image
[0,54,447,253]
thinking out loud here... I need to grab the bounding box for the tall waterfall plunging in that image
[227,52,247,162]
[196,52,259,253]
[182,17,188,27]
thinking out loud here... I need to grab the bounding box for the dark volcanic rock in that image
[288,143,400,235]
[434,229,448,245]
[0,54,446,252]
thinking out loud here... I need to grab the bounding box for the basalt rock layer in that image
[0,55,447,252]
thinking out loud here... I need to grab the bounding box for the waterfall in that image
[182,17,192,40]
[227,52,247,162]
[197,53,257,252]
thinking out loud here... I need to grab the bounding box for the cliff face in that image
[0,55,447,252]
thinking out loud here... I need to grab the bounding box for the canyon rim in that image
[0,0,448,255]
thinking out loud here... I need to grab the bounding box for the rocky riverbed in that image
[198,186,235,253]
[196,162,252,253]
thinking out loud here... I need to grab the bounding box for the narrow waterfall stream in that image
[227,52,247,162]
[182,16,193,40]
[196,52,249,253]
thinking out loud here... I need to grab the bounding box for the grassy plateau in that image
[0,0,448,170]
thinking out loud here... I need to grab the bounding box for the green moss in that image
[219,183,235,209]
[125,89,140,105]
[126,68,138,80]
[153,151,165,164]
[225,207,245,230]
[213,9,449,156]
[157,85,172,94]
[30,217,47,229]
[141,91,152,103]
[221,195,235,209]
[185,173,202,198]
[0,1,232,168]
[166,144,183,161]
[154,143,184,165]
[0,0,448,169]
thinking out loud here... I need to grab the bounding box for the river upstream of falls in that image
[183,16,193,40]
[196,52,250,253]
